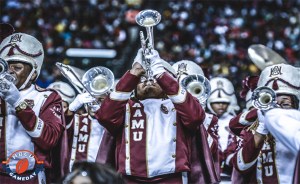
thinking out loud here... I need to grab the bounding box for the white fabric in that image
[274,137,297,183]
[87,116,105,162]
[48,81,76,104]
[172,60,204,76]
[255,121,269,135]
[0,33,44,77]
[125,103,131,175]
[263,108,300,154]
[26,118,44,138]
[125,99,177,177]
[132,48,145,69]
[146,50,165,77]
[0,77,22,107]
[239,110,255,126]
[218,113,234,152]
[110,91,132,101]
[257,64,300,110]
[5,85,52,172]
[69,92,94,112]
[207,77,240,115]
[168,86,187,104]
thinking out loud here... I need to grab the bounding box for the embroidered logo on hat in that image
[9,34,22,43]
[269,66,282,77]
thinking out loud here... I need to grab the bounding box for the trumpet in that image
[0,58,8,75]
[135,9,161,80]
[56,62,114,105]
[0,58,16,88]
[181,74,211,105]
[252,86,277,110]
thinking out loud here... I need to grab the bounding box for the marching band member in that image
[95,49,206,183]
[227,75,259,183]
[65,67,115,172]
[0,32,67,183]
[207,77,240,181]
[231,63,300,183]
[172,60,220,183]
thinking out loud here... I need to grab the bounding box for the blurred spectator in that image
[2,0,299,110]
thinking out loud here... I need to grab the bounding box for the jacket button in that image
[173,122,176,126]
[172,154,176,158]
[173,138,176,142]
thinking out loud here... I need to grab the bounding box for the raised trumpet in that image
[181,74,211,105]
[252,86,277,110]
[135,9,161,80]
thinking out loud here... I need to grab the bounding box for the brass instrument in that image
[181,74,211,105]
[248,44,287,70]
[252,86,277,110]
[0,58,16,88]
[56,62,114,105]
[135,9,161,80]
[0,58,8,75]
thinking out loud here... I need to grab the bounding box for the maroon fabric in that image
[75,116,92,161]
[128,101,147,176]
[0,23,14,42]
[95,130,115,167]
[156,72,179,95]
[115,71,140,92]
[190,124,220,184]
[294,152,300,184]
[240,76,259,99]
[229,109,257,136]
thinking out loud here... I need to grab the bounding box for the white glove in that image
[146,50,165,77]
[89,104,100,113]
[256,121,269,135]
[69,92,95,112]
[0,77,22,107]
[132,48,146,69]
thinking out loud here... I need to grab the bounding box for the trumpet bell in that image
[135,9,161,27]
[252,86,277,110]
[82,66,114,96]
[0,58,8,75]
[181,74,211,104]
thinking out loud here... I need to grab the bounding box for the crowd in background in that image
[1,0,300,110]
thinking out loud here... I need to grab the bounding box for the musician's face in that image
[276,94,296,109]
[211,102,229,117]
[8,61,35,89]
[136,77,165,100]
[62,101,69,113]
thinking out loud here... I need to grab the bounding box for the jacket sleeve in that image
[231,130,263,174]
[95,71,140,134]
[16,91,65,151]
[156,72,206,130]
[264,109,300,154]
[229,109,257,136]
